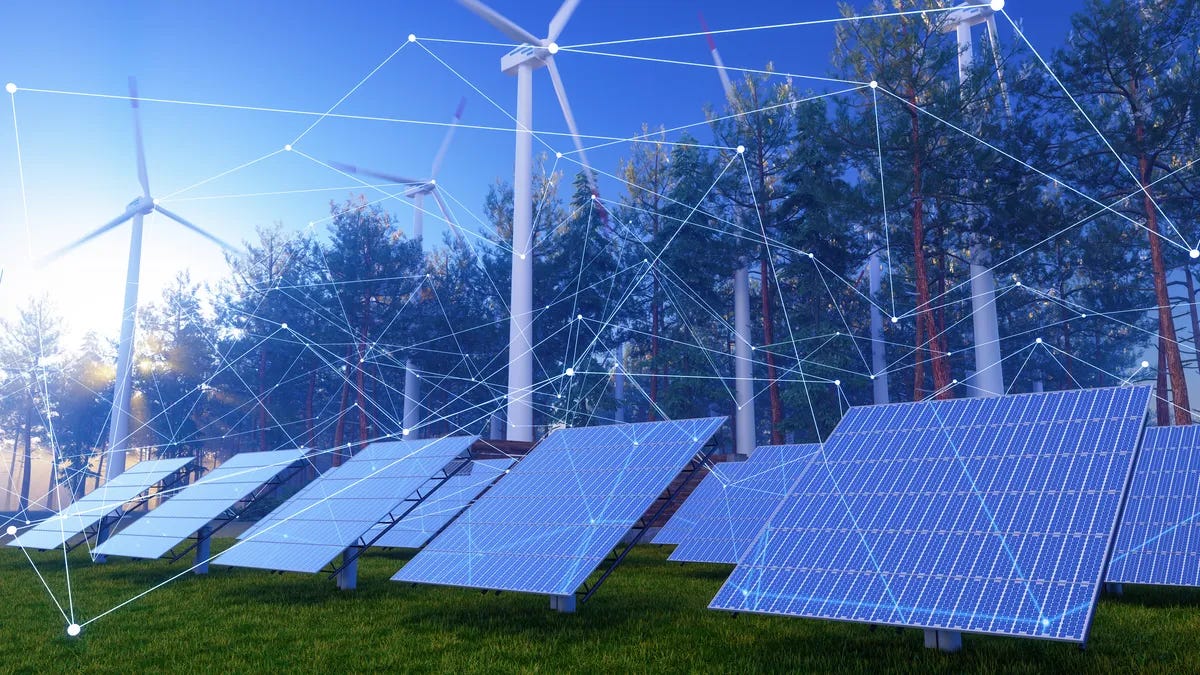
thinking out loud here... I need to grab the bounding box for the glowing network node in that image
[736,145,746,154]
[890,316,899,324]
[1191,249,1199,259]
[407,34,417,42]
[284,144,292,151]
[402,428,410,436]
[5,525,15,536]
[555,151,563,159]
[547,42,559,55]
[834,379,841,386]
[4,83,15,94]
[1141,360,1150,368]
[280,322,288,330]
[565,367,575,376]
[1036,337,1043,344]
[869,80,878,89]
[67,624,81,637]
[991,0,1005,10]
[576,313,583,320]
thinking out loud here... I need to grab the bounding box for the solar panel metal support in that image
[924,629,962,653]
[337,546,360,591]
[1106,583,1123,596]
[550,594,576,613]
[194,525,212,575]
[576,444,714,605]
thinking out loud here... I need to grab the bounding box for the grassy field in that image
[1,541,1198,673]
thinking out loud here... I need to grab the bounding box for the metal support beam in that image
[924,628,962,653]
[506,62,535,442]
[550,594,576,613]
[337,546,360,590]
[733,267,755,454]
[194,525,211,575]
[868,246,890,405]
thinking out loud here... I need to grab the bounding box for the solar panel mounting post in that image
[337,546,361,591]
[194,525,212,574]
[924,629,962,653]
[550,594,576,613]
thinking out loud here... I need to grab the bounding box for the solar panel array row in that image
[710,386,1151,644]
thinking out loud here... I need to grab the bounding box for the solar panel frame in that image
[214,436,476,574]
[1107,425,1200,587]
[7,457,194,551]
[709,386,1151,644]
[91,449,306,560]
[654,444,819,563]
[392,417,726,598]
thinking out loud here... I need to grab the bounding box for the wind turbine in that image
[457,0,602,442]
[699,15,757,455]
[943,2,1013,399]
[329,97,469,438]
[43,77,234,488]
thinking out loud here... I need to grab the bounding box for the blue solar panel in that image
[1108,425,1200,587]
[91,449,305,560]
[214,436,476,573]
[371,459,513,549]
[392,418,726,596]
[710,386,1151,643]
[654,444,818,563]
[7,457,193,550]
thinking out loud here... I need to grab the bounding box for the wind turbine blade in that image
[544,57,598,197]
[457,0,542,46]
[328,161,424,185]
[431,188,465,241]
[153,205,237,251]
[40,212,135,263]
[128,76,151,198]
[430,97,467,179]
[547,0,581,44]
[699,13,737,102]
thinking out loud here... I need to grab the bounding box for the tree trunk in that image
[332,345,353,466]
[913,315,926,401]
[19,400,32,512]
[1157,338,1170,426]
[1187,266,1200,377]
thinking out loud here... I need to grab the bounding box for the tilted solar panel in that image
[1108,425,1200,587]
[8,457,194,550]
[392,417,726,597]
[371,458,514,549]
[213,436,475,573]
[91,449,306,560]
[710,386,1151,644]
[654,444,818,564]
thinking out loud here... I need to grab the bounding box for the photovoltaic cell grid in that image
[371,458,514,549]
[7,457,194,550]
[654,444,819,564]
[710,386,1152,644]
[214,436,476,574]
[1108,425,1200,587]
[393,417,726,596]
[91,449,306,560]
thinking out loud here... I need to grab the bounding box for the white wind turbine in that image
[42,77,235,488]
[698,16,757,456]
[457,0,603,442]
[330,97,469,438]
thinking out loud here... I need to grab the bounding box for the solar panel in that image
[710,386,1151,644]
[1108,425,1200,587]
[370,458,514,549]
[392,417,726,598]
[8,457,194,550]
[214,436,476,574]
[91,449,306,560]
[654,444,819,564]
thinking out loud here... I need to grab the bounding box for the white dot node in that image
[991,0,1006,10]
[555,152,563,159]
[834,379,841,386]
[1041,618,1050,627]
[736,145,746,154]
[1035,337,1043,344]
[952,379,959,384]
[402,428,410,436]
[152,198,160,205]
[67,624,81,637]
[407,34,417,42]
[870,375,876,380]
[1080,314,1087,319]
[565,367,575,376]
[284,144,292,151]
[280,322,288,330]
[519,254,526,260]
[4,83,15,94]
[548,42,560,55]
[576,313,583,320]
[946,351,953,357]
[890,316,899,324]
[1141,360,1150,368]
[1191,249,1199,259]
[5,525,15,536]
[869,80,878,89]
[1015,280,1022,287]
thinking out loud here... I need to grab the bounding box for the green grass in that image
[1,542,1198,673]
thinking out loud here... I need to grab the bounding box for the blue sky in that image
[0,0,1084,340]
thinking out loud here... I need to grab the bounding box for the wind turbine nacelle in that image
[501,44,549,76]
[126,195,155,215]
[404,183,435,198]
[942,5,993,32]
